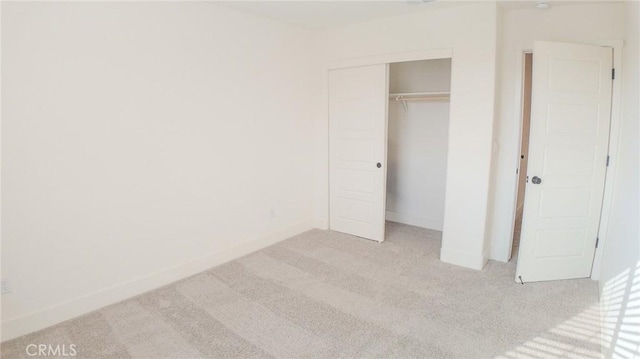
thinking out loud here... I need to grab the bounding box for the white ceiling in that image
[213,1,620,30]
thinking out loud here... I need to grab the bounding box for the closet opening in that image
[385,58,452,238]
[511,52,533,260]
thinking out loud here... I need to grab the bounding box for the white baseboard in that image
[490,243,510,263]
[313,216,328,230]
[1,220,314,342]
[385,211,443,231]
[440,246,488,270]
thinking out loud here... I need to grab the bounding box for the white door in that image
[329,64,388,242]
[516,41,613,283]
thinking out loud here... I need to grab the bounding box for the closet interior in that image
[385,59,452,232]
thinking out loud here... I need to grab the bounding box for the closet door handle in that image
[376,162,382,168]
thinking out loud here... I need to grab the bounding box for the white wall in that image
[1,2,317,340]
[315,2,498,269]
[386,60,450,231]
[487,3,627,262]
[388,59,452,94]
[599,1,640,357]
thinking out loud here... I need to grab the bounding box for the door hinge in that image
[596,237,600,248]
[516,168,519,174]
[606,155,610,167]
[612,68,616,80]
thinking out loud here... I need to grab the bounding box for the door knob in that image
[376,162,382,168]
[532,176,542,184]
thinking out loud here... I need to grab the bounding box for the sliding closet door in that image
[329,64,389,242]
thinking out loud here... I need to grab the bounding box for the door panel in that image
[329,65,388,242]
[516,41,613,282]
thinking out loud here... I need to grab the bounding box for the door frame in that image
[324,48,454,239]
[325,49,453,71]
[507,40,623,280]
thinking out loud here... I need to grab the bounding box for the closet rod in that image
[389,91,450,102]
[391,96,449,102]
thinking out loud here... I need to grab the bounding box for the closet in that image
[328,58,451,242]
[386,59,451,232]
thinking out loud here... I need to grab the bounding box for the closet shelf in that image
[389,92,450,102]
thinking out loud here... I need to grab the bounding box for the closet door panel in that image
[329,65,388,242]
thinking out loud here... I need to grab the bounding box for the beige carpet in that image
[1,222,601,358]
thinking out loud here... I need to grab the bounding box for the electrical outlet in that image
[1,279,11,294]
